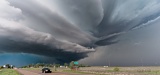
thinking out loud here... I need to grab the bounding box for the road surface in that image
[16,69,94,75]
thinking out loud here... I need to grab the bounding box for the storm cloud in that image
[0,0,160,65]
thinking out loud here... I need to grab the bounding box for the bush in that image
[0,66,3,69]
[69,61,74,69]
[113,67,120,72]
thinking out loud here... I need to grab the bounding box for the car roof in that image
[42,68,50,70]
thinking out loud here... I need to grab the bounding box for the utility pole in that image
[141,57,143,67]
[108,55,111,67]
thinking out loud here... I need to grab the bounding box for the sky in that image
[0,0,160,66]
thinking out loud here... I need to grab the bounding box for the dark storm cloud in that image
[1,0,160,65]
[0,0,97,63]
[95,35,118,46]
[7,0,97,45]
[0,19,95,53]
[0,38,88,63]
[49,0,104,32]
[98,0,160,35]
[94,0,160,45]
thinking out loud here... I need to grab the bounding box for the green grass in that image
[0,69,22,75]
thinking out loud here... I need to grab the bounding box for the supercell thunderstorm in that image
[0,0,160,65]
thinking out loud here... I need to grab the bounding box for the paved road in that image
[16,69,40,75]
[16,69,94,75]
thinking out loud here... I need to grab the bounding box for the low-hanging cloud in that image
[0,17,96,52]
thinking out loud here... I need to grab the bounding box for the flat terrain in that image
[79,66,160,75]
[1,67,160,75]
[20,66,160,75]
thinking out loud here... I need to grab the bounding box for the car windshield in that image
[43,68,50,70]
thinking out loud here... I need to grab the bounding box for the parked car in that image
[42,68,52,73]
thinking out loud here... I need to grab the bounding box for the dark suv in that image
[42,68,52,73]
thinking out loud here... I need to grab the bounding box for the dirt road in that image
[16,69,94,75]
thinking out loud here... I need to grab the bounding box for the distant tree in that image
[6,64,11,68]
[39,63,45,67]
[48,64,54,67]
[0,66,3,69]
[35,63,39,68]
[69,61,74,68]
[10,65,15,69]
[21,66,27,68]
[55,64,60,68]
[64,63,68,67]
[28,64,33,68]
[79,64,85,67]
[45,64,50,67]
[78,64,90,67]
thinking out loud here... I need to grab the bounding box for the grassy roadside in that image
[63,70,89,74]
[0,69,22,75]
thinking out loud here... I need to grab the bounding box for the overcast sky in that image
[0,0,160,66]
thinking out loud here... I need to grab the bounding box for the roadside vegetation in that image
[0,69,21,75]
[21,61,90,68]
[19,62,160,75]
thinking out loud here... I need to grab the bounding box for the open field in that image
[78,66,160,75]
[21,66,160,75]
[0,69,22,75]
